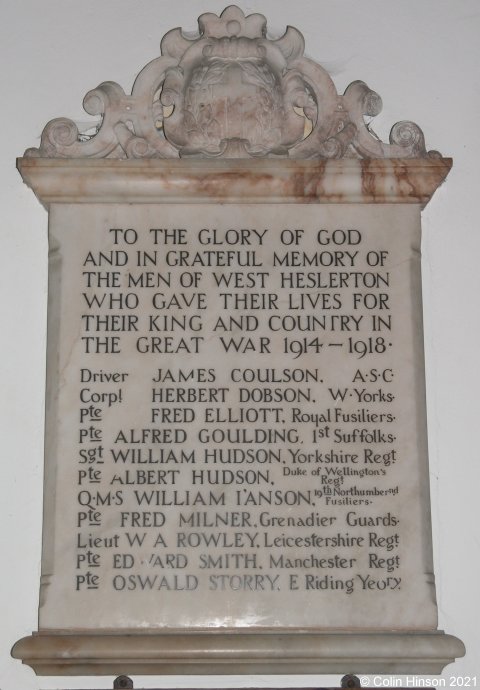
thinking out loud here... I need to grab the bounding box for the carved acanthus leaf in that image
[25,6,439,160]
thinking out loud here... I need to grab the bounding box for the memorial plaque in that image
[13,5,465,677]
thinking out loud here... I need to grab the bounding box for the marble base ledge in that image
[12,631,465,676]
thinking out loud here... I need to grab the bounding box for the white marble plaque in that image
[12,4,465,675]
[40,201,434,631]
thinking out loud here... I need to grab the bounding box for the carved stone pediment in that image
[26,5,440,160]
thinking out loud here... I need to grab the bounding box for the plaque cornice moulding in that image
[17,157,452,209]
[24,5,443,162]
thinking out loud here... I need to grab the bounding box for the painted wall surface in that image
[1,1,478,688]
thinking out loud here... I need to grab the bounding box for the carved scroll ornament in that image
[26,5,439,160]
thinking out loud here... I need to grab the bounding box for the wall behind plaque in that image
[0,1,478,688]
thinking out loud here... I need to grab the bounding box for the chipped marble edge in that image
[17,158,452,209]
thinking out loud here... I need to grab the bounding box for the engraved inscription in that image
[41,203,435,630]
